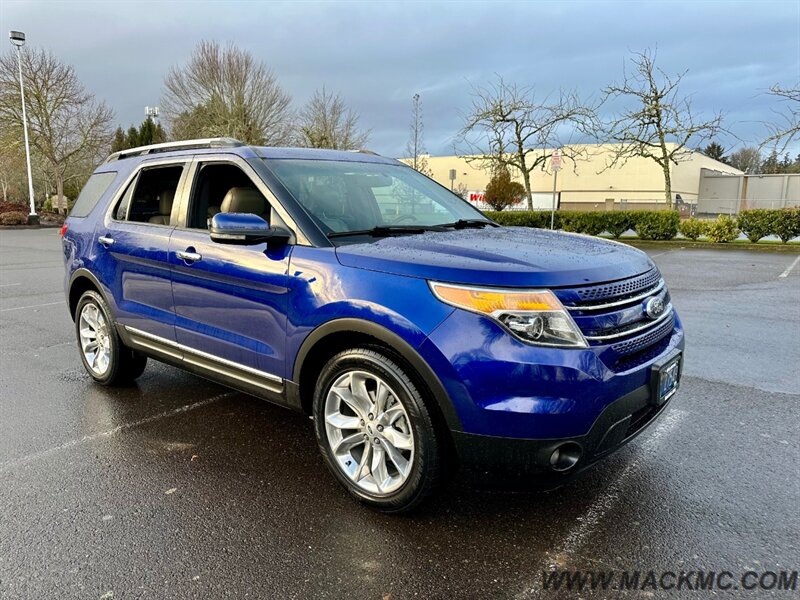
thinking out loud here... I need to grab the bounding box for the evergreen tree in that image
[126,126,139,149]
[111,127,127,153]
[483,165,526,211]
[702,141,727,163]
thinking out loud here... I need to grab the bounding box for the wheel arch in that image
[67,268,108,321]
[292,318,462,435]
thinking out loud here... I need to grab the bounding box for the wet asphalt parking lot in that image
[0,228,798,599]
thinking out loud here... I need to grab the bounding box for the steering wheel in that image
[390,214,418,225]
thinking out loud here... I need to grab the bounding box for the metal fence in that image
[695,198,800,217]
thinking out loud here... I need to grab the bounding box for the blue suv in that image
[62,138,684,512]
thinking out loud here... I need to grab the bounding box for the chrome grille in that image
[555,268,676,356]
[573,269,662,302]
[610,312,675,356]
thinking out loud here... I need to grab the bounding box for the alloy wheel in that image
[324,370,415,495]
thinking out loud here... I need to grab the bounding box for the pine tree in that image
[702,142,727,163]
[111,127,127,153]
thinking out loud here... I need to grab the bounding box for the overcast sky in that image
[2,0,799,157]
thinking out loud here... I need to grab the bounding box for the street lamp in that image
[9,30,37,224]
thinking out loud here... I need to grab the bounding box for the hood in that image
[334,226,655,288]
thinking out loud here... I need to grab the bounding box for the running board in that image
[120,325,284,396]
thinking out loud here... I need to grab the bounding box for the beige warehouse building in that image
[403,143,741,211]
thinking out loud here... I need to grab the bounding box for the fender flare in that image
[292,318,462,431]
[67,268,111,319]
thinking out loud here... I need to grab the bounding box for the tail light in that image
[59,223,68,237]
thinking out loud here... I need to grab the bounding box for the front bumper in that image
[418,307,685,480]
[452,378,674,484]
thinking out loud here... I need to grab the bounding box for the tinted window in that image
[113,165,183,224]
[187,163,269,230]
[265,159,485,234]
[69,172,117,218]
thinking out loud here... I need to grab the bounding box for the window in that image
[187,163,271,229]
[265,159,484,234]
[70,172,117,218]
[113,165,183,224]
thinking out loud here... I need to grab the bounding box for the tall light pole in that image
[9,30,37,224]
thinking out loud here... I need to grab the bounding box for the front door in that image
[168,159,291,381]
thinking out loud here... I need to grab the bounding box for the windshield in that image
[264,159,489,239]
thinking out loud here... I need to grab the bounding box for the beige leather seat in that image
[148,189,174,225]
[310,187,349,232]
[220,187,267,218]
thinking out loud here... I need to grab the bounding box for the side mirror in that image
[209,213,291,246]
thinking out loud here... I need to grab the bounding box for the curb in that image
[618,239,800,253]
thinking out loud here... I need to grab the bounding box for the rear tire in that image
[74,290,147,386]
[313,347,442,513]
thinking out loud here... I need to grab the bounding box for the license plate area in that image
[651,353,682,406]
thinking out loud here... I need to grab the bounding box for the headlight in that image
[429,282,587,348]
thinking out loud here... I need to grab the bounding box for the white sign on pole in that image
[550,149,562,172]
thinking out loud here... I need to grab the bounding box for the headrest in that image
[313,187,344,216]
[221,187,266,215]
[159,189,175,214]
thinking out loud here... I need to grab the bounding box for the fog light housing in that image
[549,442,582,472]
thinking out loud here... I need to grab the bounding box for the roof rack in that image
[348,149,380,156]
[104,137,245,163]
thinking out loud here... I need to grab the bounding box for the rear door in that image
[168,156,293,380]
[93,160,189,340]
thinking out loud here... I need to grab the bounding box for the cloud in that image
[3,0,798,156]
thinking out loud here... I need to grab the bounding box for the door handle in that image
[177,250,202,263]
[98,236,114,248]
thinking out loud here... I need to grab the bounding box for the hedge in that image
[484,210,679,240]
[483,207,800,243]
[705,215,740,243]
[0,211,29,226]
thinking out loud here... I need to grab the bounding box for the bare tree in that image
[297,86,369,149]
[0,129,25,203]
[763,83,800,152]
[406,93,432,175]
[0,47,113,211]
[457,76,593,210]
[728,146,762,174]
[162,41,293,145]
[597,49,723,208]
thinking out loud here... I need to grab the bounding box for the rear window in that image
[69,172,117,218]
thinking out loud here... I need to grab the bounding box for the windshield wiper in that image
[327,225,448,239]
[439,219,497,229]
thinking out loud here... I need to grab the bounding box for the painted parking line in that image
[0,392,235,474]
[0,300,66,312]
[0,283,21,288]
[516,408,688,599]
[778,255,800,279]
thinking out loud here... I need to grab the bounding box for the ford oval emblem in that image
[645,297,666,319]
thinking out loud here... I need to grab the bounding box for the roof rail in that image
[348,149,381,156]
[104,137,245,163]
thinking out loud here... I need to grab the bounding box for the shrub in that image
[0,211,29,226]
[678,218,708,240]
[604,212,635,238]
[483,166,526,211]
[0,201,28,215]
[560,211,607,236]
[485,210,556,229]
[737,209,774,243]
[705,214,740,243]
[772,207,800,243]
[632,211,680,240]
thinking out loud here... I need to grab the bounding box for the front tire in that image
[75,290,147,385]
[313,347,442,513]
